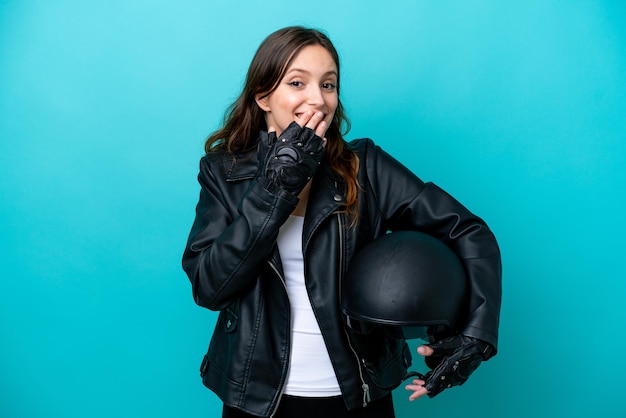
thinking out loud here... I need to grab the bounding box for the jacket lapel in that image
[302,162,346,253]
[224,150,345,253]
[225,150,258,182]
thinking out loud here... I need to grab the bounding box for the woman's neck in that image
[292,181,311,217]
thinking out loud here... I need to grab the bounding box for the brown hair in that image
[205,26,359,220]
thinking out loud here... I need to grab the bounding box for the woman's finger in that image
[315,121,328,139]
[295,110,314,127]
[405,384,429,401]
[304,111,324,128]
[417,345,435,356]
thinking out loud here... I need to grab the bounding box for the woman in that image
[182,26,501,418]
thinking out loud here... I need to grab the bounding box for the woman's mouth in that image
[295,112,327,120]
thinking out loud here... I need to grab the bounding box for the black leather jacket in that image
[182,138,502,417]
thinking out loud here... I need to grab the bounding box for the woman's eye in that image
[322,83,337,91]
[289,81,303,88]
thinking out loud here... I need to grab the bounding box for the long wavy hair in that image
[205,26,359,220]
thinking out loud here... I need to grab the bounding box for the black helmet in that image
[342,230,468,342]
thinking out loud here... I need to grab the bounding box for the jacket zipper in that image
[268,202,371,413]
[337,213,371,407]
[267,259,291,418]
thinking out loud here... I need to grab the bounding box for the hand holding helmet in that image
[341,231,497,400]
[419,334,494,397]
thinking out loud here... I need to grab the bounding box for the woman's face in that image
[256,44,338,138]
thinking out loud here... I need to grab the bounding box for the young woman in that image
[182,26,502,418]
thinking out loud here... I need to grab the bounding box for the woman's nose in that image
[306,86,325,107]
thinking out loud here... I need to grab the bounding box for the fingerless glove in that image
[257,122,325,197]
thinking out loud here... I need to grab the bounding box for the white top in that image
[276,215,341,397]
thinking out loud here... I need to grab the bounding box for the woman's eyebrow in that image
[286,68,338,77]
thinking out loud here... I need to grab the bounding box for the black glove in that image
[257,122,325,196]
[423,334,494,398]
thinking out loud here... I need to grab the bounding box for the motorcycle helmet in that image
[341,230,468,342]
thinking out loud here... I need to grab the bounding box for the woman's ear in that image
[255,94,271,112]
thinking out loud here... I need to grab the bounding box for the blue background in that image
[1,1,625,417]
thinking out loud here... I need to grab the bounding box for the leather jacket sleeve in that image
[359,139,502,352]
[182,153,297,311]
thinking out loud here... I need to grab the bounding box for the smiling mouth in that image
[296,113,327,119]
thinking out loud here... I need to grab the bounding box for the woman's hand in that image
[257,112,326,197]
[268,110,329,149]
[292,110,329,140]
[405,345,434,401]
[406,335,495,400]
